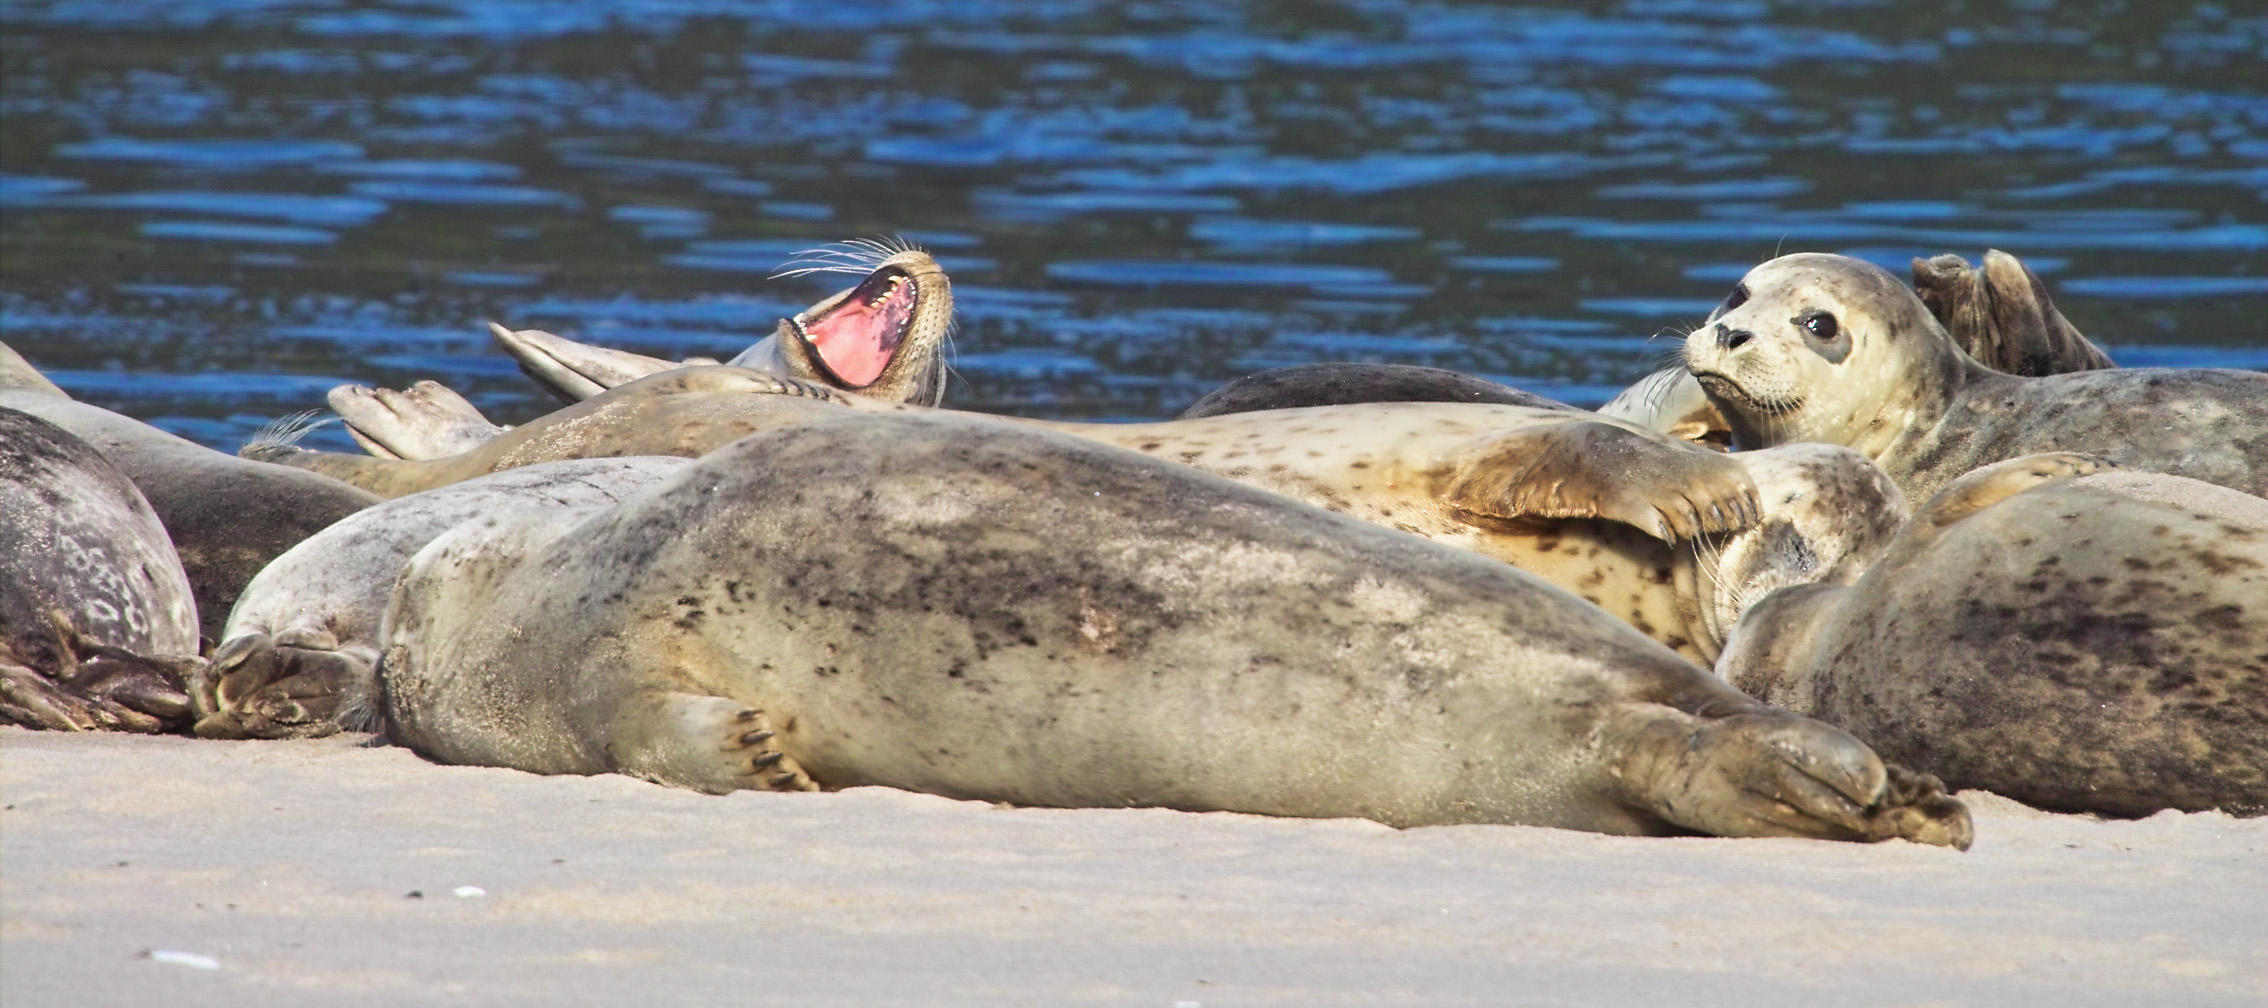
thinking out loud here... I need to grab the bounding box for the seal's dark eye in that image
[1795,310,1848,363]
[1709,283,1749,321]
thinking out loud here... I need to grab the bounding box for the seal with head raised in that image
[377,407,1969,846]
[254,372,1914,665]
[2,347,382,642]
[333,242,954,461]
[191,457,692,739]
[1,407,200,732]
[1680,253,2268,502]
[1719,453,2268,817]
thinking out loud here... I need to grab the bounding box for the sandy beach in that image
[3,726,2261,1007]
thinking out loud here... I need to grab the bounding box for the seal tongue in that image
[803,273,911,387]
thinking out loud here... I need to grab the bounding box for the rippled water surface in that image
[3,0,2262,450]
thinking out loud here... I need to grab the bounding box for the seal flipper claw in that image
[1607,706,1971,848]
[596,692,818,794]
[1440,421,1760,543]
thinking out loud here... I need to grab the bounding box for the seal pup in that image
[0,353,382,642]
[254,373,1919,663]
[378,408,1970,846]
[1719,453,2268,817]
[1,408,199,732]
[192,457,692,740]
[1680,253,2268,502]
[333,243,954,460]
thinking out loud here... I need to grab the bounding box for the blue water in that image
[1,0,2261,451]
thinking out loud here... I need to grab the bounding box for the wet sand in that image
[3,726,2262,1006]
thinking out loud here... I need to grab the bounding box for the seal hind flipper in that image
[1912,250,2113,376]
[0,614,196,734]
[1604,706,1973,849]
[489,323,685,403]
[331,380,505,461]
[1910,453,2118,531]
[1436,420,1759,542]
[595,691,820,794]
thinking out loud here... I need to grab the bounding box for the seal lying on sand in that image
[1680,253,2267,501]
[2,351,381,642]
[192,458,691,740]
[0,408,199,732]
[254,372,1917,663]
[1720,454,2268,817]
[378,408,1969,846]
[335,244,954,460]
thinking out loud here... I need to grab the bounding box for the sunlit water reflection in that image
[2,0,2261,451]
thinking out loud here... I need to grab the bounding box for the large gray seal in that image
[252,373,1912,664]
[377,408,1969,846]
[191,457,692,739]
[333,244,954,461]
[1,407,199,732]
[1679,253,2267,502]
[1,349,381,642]
[1719,453,2268,817]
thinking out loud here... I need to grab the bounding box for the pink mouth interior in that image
[801,271,912,387]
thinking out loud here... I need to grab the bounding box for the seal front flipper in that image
[488,323,687,403]
[330,380,504,461]
[1602,705,1973,849]
[584,690,820,795]
[1435,420,1759,542]
[191,630,377,739]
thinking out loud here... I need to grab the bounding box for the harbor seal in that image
[378,408,1969,846]
[333,244,954,461]
[1611,248,2112,450]
[1680,253,2268,502]
[192,457,692,739]
[1719,453,2268,817]
[1,408,200,732]
[253,373,1914,663]
[0,381,381,643]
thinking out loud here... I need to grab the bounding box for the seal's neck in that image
[1831,328,2002,465]
[1711,582,1847,713]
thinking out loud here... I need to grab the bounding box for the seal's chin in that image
[787,266,916,388]
[1692,371,1803,417]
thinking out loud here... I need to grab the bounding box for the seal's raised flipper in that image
[331,380,505,461]
[489,323,691,403]
[1596,367,1734,451]
[1436,420,1759,542]
[191,630,377,739]
[1605,706,1973,849]
[592,690,819,795]
[1913,452,2118,531]
[1912,250,2112,376]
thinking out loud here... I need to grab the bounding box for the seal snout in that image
[1714,323,1753,352]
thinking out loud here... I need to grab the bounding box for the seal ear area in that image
[1434,421,1760,543]
[1601,704,1974,849]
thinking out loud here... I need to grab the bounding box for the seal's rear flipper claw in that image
[1438,420,1760,543]
[597,691,819,794]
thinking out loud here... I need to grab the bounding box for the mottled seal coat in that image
[1177,363,1574,419]
[1,367,381,642]
[258,373,1911,663]
[0,408,199,732]
[379,409,1968,846]
[192,457,691,739]
[332,245,954,461]
[1680,253,2268,502]
[1720,454,2268,817]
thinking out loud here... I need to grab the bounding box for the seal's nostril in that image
[1715,323,1752,351]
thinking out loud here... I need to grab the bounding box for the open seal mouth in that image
[1692,371,1802,416]
[786,266,917,388]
